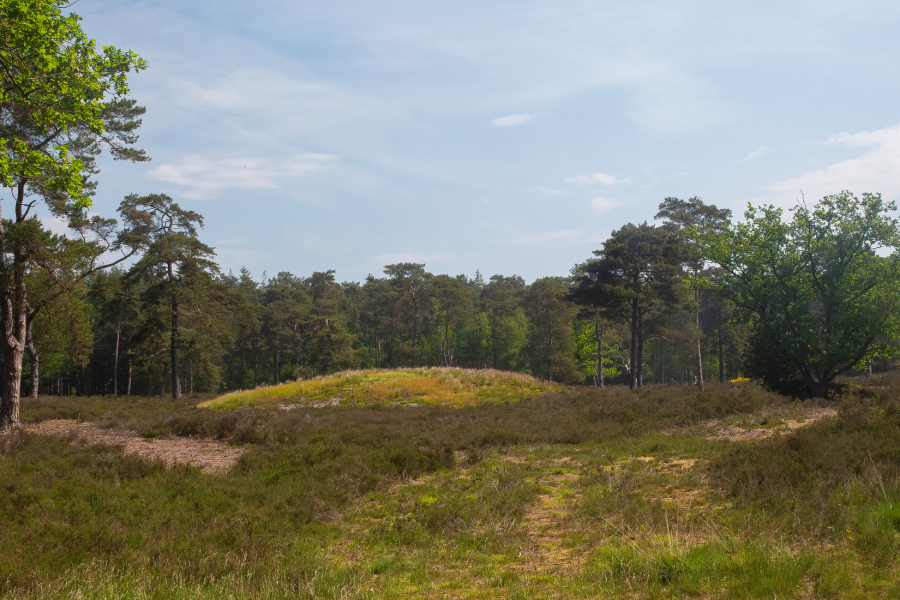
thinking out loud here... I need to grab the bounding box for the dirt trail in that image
[21,419,245,475]
[516,457,586,575]
[703,406,838,441]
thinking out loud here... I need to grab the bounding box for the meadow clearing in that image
[2,368,899,599]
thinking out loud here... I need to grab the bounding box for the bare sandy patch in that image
[22,419,245,475]
[705,407,837,441]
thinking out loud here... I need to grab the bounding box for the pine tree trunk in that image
[127,357,132,396]
[629,296,639,389]
[595,316,604,387]
[113,327,120,396]
[695,287,704,391]
[25,313,38,399]
[274,347,280,384]
[171,296,181,399]
[636,325,644,388]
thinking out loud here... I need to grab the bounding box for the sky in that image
[69,0,900,284]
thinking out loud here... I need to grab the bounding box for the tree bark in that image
[695,287,704,391]
[718,306,725,382]
[170,295,181,399]
[113,326,120,396]
[127,357,132,396]
[0,183,28,429]
[595,318,604,388]
[25,313,39,399]
[629,294,639,389]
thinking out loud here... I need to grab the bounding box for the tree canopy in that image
[699,191,900,396]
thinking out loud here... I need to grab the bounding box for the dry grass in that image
[200,368,560,410]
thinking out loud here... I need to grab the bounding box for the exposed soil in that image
[21,419,245,475]
[515,458,586,575]
[704,407,838,441]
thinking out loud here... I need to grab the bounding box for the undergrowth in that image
[5,377,900,597]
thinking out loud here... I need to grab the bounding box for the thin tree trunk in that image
[113,326,120,396]
[389,318,395,369]
[411,311,419,368]
[660,339,666,384]
[594,315,604,388]
[274,347,280,384]
[239,343,245,389]
[636,325,644,388]
[25,313,38,399]
[170,295,181,399]
[127,357,132,396]
[629,296,639,389]
[695,286,704,391]
[546,307,553,381]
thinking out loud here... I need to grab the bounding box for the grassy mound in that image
[199,368,562,409]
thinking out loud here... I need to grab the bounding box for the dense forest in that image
[24,190,900,404]
[3,1,900,422]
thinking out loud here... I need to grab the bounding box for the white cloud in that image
[147,153,339,199]
[590,196,622,214]
[510,230,583,245]
[566,173,631,186]
[764,124,900,206]
[362,252,458,270]
[490,114,535,128]
[741,146,768,162]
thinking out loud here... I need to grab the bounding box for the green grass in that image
[6,376,900,597]
[200,368,562,409]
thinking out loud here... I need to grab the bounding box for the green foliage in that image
[0,0,147,205]
[701,191,900,396]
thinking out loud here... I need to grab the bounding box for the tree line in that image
[3,1,899,428]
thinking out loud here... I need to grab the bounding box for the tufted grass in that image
[4,374,900,597]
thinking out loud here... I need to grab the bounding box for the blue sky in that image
[71,0,900,283]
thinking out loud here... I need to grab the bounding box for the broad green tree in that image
[700,192,900,396]
[0,0,147,426]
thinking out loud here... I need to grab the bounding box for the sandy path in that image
[21,419,245,475]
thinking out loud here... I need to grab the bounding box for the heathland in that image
[3,368,900,599]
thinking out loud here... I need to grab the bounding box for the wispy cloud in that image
[566,173,631,186]
[763,124,900,206]
[362,252,458,270]
[740,146,768,162]
[490,114,535,128]
[147,154,339,199]
[537,186,565,196]
[510,229,583,245]
[590,196,623,214]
